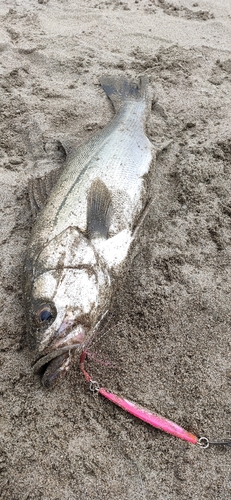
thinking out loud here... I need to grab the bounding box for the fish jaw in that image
[33,346,81,388]
[31,322,86,387]
[32,343,82,374]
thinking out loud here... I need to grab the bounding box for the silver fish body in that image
[24,76,155,386]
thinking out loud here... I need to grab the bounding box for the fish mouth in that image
[32,322,86,387]
[32,344,81,374]
[32,343,82,387]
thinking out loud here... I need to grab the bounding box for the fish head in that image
[24,227,111,386]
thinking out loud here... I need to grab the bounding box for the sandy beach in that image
[0,0,231,498]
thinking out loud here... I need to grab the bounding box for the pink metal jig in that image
[80,351,231,449]
[80,351,197,444]
[99,387,198,444]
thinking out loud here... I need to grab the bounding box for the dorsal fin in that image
[87,179,112,239]
[28,167,63,219]
[28,136,67,219]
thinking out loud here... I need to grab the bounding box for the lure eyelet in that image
[198,437,209,449]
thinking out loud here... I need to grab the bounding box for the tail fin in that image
[100,75,150,112]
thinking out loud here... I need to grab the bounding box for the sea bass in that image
[24,76,155,386]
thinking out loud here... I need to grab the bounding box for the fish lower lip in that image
[42,352,71,388]
[32,344,82,373]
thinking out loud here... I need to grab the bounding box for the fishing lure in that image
[80,351,231,450]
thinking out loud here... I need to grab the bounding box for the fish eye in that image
[35,303,55,324]
[40,309,53,322]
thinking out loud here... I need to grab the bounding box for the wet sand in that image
[1,0,231,498]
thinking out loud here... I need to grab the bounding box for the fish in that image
[24,75,155,387]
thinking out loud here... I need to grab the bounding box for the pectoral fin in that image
[87,179,112,239]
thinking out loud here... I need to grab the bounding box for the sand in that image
[0,0,231,498]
